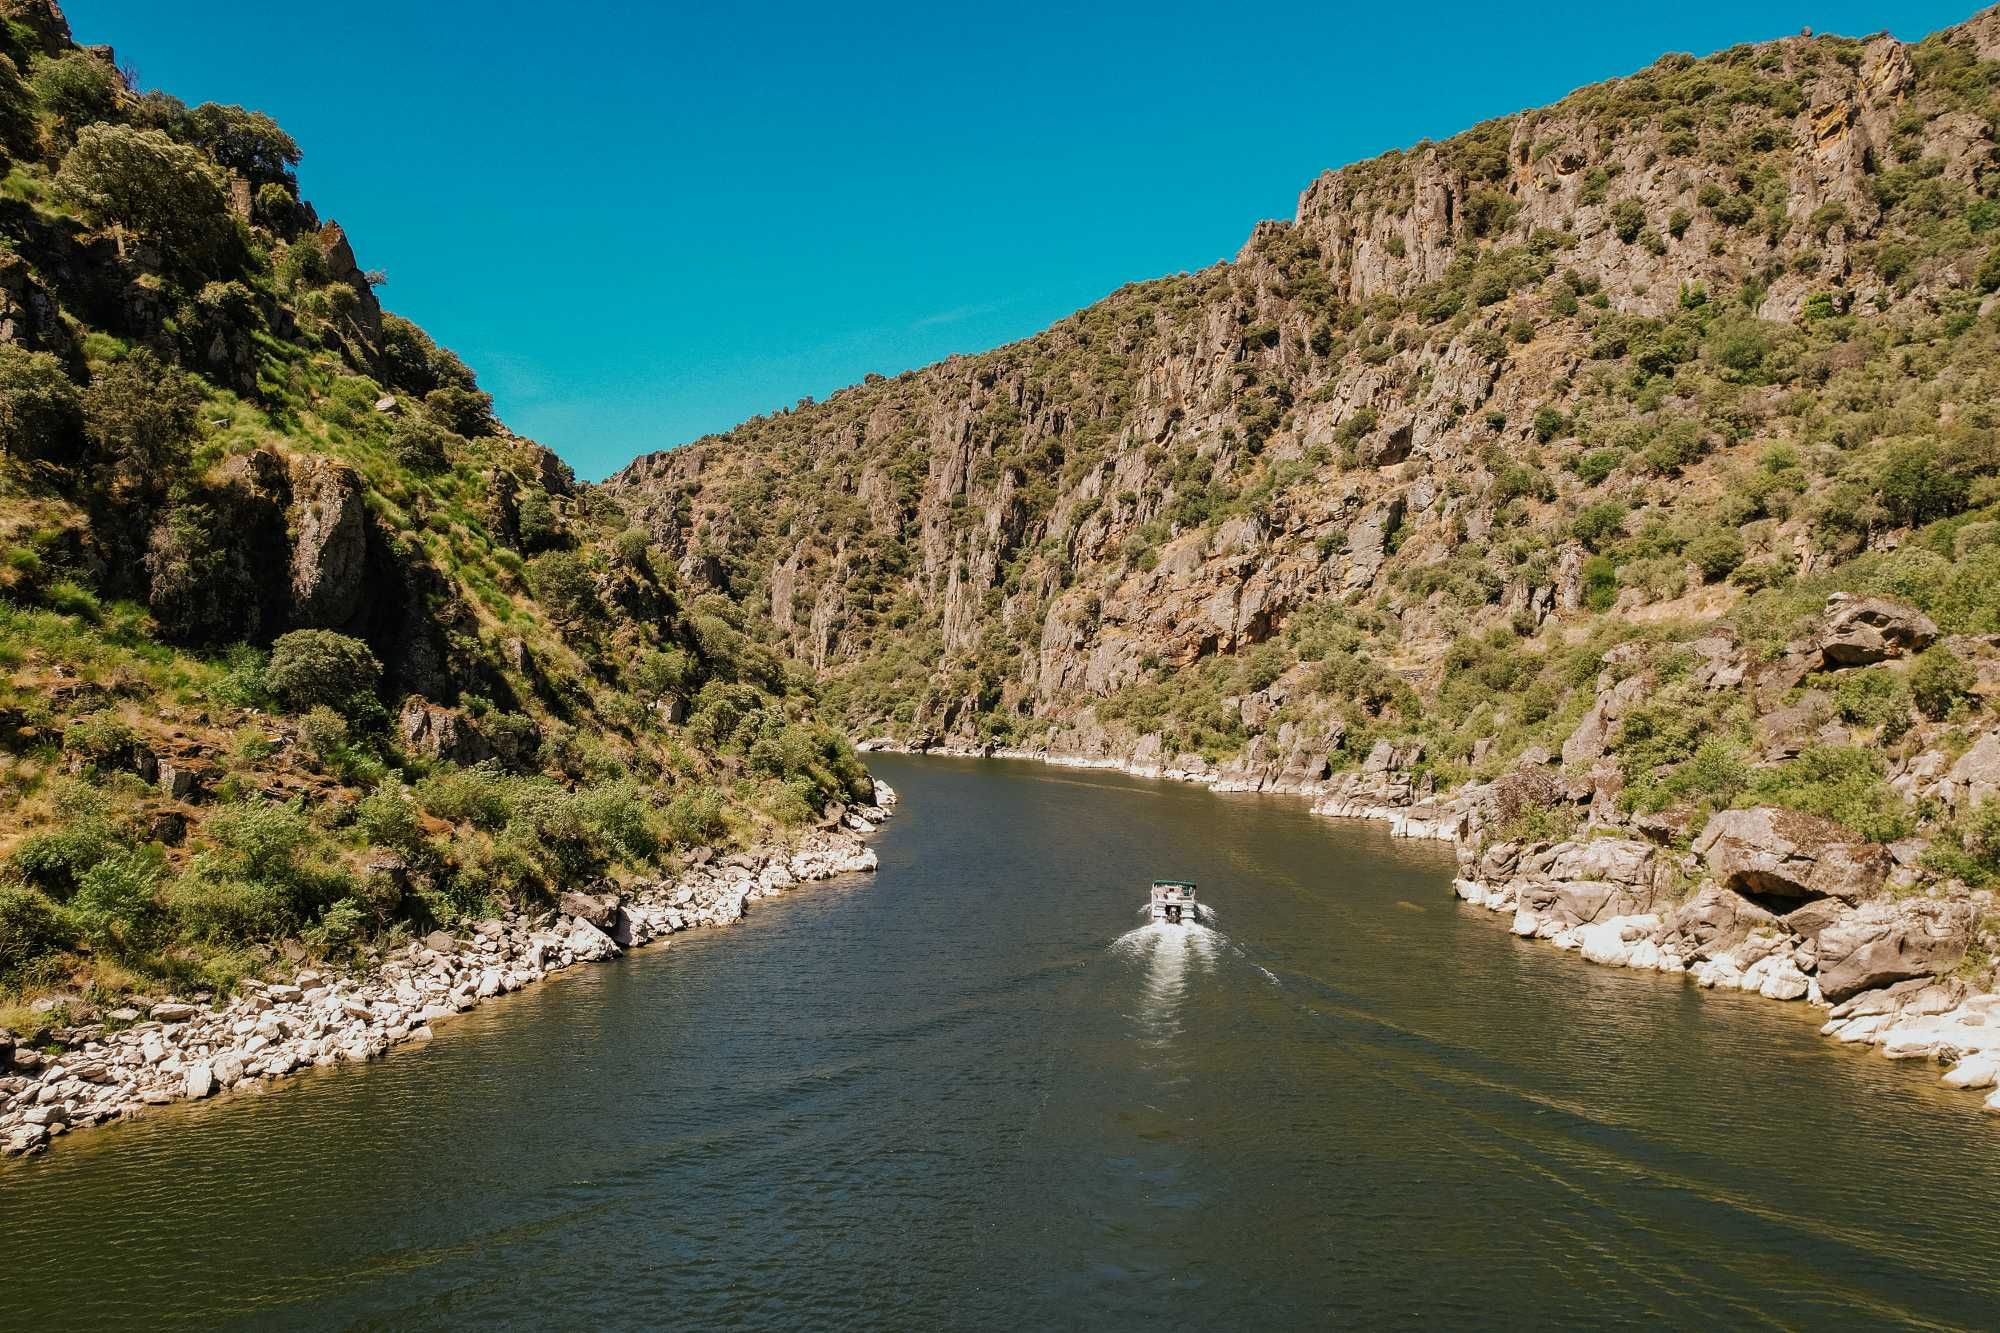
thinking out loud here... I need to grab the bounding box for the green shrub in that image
[1532,406,1567,442]
[83,350,201,486]
[12,822,113,900]
[416,761,517,830]
[389,415,455,474]
[355,785,425,856]
[145,501,264,646]
[1641,418,1706,474]
[61,712,141,770]
[1831,668,1912,729]
[55,124,235,272]
[423,385,495,437]
[1686,527,1746,582]
[527,551,597,625]
[1570,449,1621,485]
[264,630,381,715]
[1741,746,1911,842]
[1610,199,1646,243]
[28,51,123,144]
[1878,441,1970,527]
[664,785,727,847]
[68,847,165,947]
[165,799,350,942]
[297,706,349,761]
[1925,800,2000,886]
[0,884,71,980]
[0,345,84,462]
[184,102,300,188]
[1582,555,1618,610]
[1910,646,1976,721]
[1571,502,1627,552]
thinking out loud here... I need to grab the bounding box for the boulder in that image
[1692,807,1889,902]
[1816,899,1977,1003]
[1817,593,1938,667]
[564,918,621,963]
[396,697,492,765]
[1654,885,1781,962]
[183,1063,215,1099]
[559,888,620,931]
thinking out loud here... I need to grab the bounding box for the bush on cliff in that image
[56,124,237,273]
[263,630,381,716]
[163,799,353,944]
[0,884,72,983]
[0,345,84,462]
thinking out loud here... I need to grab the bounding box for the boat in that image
[1149,879,1205,925]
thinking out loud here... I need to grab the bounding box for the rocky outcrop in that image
[1692,807,1890,902]
[395,697,490,765]
[1816,593,1938,667]
[287,457,369,628]
[1,784,896,1158]
[1813,898,1979,1002]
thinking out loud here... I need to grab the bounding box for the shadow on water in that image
[4,753,2000,1330]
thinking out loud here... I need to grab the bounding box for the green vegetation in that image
[0,29,874,1003]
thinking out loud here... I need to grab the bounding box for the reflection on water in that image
[5,753,2000,1330]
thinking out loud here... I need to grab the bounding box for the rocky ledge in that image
[0,782,896,1160]
[870,732,2000,1119]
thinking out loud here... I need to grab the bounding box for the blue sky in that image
[68,1,1976,479]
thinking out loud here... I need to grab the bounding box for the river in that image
[5,754,2000,1329]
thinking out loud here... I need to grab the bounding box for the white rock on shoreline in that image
[0,783,896,1159]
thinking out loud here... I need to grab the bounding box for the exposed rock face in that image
[1656,885,1782,963]
[1942,732,2000,812]
[1693,808,1890,902]
[1816,594,1939,667]
[287,458,369,628]
[604,11,2000,782]
[396,697,490,765]
[1815,899,1979,1002]
[0,0,71,54]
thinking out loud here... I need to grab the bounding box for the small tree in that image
[1571,501,1627,552]
[423,384,494,437]
[28,51,122,147]
[0,344,83,461]
[1686,527,1746,582]
[264,630,382,715]
[184,102,299,189]
[55,123,233,269]
[1911,646,1976,722]
[1878,440,1969,527]
[83,349,201,492]
[389,414,455,474]
[527,551,598,625]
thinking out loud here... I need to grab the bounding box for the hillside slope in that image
[609,9,2000,1001]
[0,0,870,1012]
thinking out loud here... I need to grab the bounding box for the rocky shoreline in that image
[0,782,897,1160]
[867,739,2000,1117]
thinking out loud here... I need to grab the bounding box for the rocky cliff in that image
[606,8,2000,1068]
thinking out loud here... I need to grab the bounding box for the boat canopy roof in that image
[1151,879,1198,890]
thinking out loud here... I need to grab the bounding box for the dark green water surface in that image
[6,755,2000,1330]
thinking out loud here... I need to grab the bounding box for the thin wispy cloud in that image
[911,297,1019,330]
